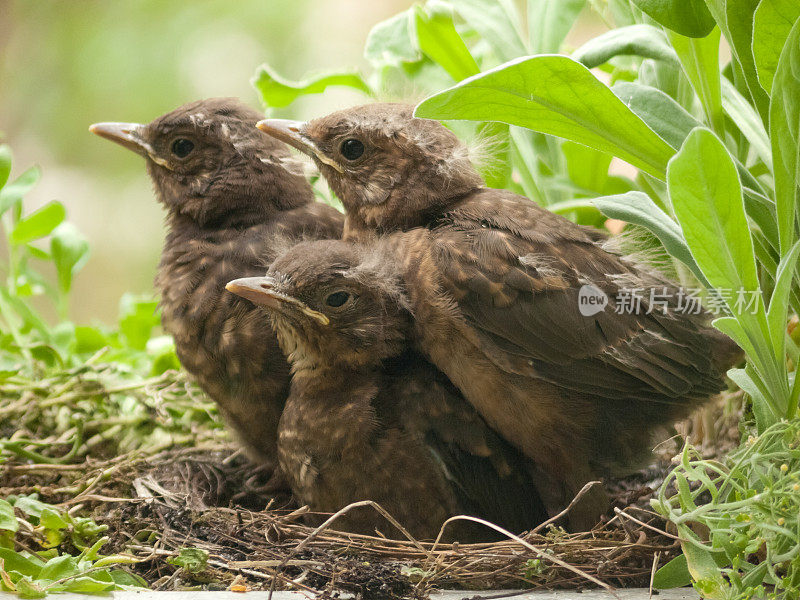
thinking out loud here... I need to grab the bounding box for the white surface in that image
[0,588,699,599]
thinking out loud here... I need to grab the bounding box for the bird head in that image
[225,239,409,369]
[257,103,483,233]
[90,98,313,228]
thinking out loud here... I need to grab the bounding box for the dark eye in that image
[339,138,365,161]
[325,291,350,308]
[171,138,195,158]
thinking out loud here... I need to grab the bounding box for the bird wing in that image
[385,353,547,534]
[429,188,734,402]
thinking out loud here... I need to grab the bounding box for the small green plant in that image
[1,145,222,595]
[0,495,146,598]
[653,420,800,599]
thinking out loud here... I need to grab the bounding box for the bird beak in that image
[225,277,330,325]
[256,119,344,173]
[88,122,150,158]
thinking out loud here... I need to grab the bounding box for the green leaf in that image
[728,365,779,431]
[15,577,45,599]
[167,548,208,573]
[252,64,371,109]
[0,145,11,190]
[573,24,678,69]
[415,56,676,179]
[413,4,479,82]
[611,81,701,150]
[38,555,79,582]
[667,28,724,135]
[766,241,800,364]
[0,501,17,533]
[769,16,800,253]
[753,0,800,92]
[118,294,159,351]
[667,128,760,307]
[73,326,110,354]
[528,0,586,54]
[451,0,527,62]
[653,554,691,589]
[0,549,43,578]
[12,496,49,519]
[9,201,66,246]
[676,525,730,599]
[706,0,770,122]
[50,222,90,295]
[562,142,611,194]
[0,166,40,218]
[364,9,420,67]
[591,191,707,284]
[721,78,772,168]
[631,0,715,37]
[109,570,147,587]
[38,508,68,533]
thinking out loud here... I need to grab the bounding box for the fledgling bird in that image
[257,104,743,529]
[226,239,548,541]
[90,98,343,471]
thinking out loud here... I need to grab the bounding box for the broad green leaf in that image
[167,547,208,573]
[612,81,701,150]
[38,508,68,533]
[73,326,110,354]
[562,141,611,194]
[451,0,527,62]
[15,577,46,599]
[0,145,11,190]
[38,555,79,582]
[753,0,800,92]
[0,549,43,577]
[413,4,479,82]
[61,573,115,593]
[0,166,40,217]
[676,525,730,599]
[591,191,707,283]
[0,501,17,533]
[252,65,371,109]
[668,28,724,135]
[716,0,770,122]
[631,0,715,37]
[770,16,800,253]
[727,366,776,431]
[9,201,65,246]
[653,554,691,589]
[721,78,771,168]
[364,9,420,67]
[573,25,678,69]
[415,56,676,179]
[668,128,760,306]
[118,294,159,351]
[109,570,147,587]
[528,0,586,54]
[50,222,90,295]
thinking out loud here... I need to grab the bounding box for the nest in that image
[0,391,743,598]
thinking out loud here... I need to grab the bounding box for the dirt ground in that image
[0,394,742,599]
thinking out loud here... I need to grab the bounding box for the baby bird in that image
[90,98,343,470]
[226,239,547,541]
[257,104,743,529]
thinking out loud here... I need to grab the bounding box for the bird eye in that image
[171,138,195,158]
[339,139,365,161]
[325,291,350,308]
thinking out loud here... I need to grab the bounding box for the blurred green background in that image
[0,0,601,325]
